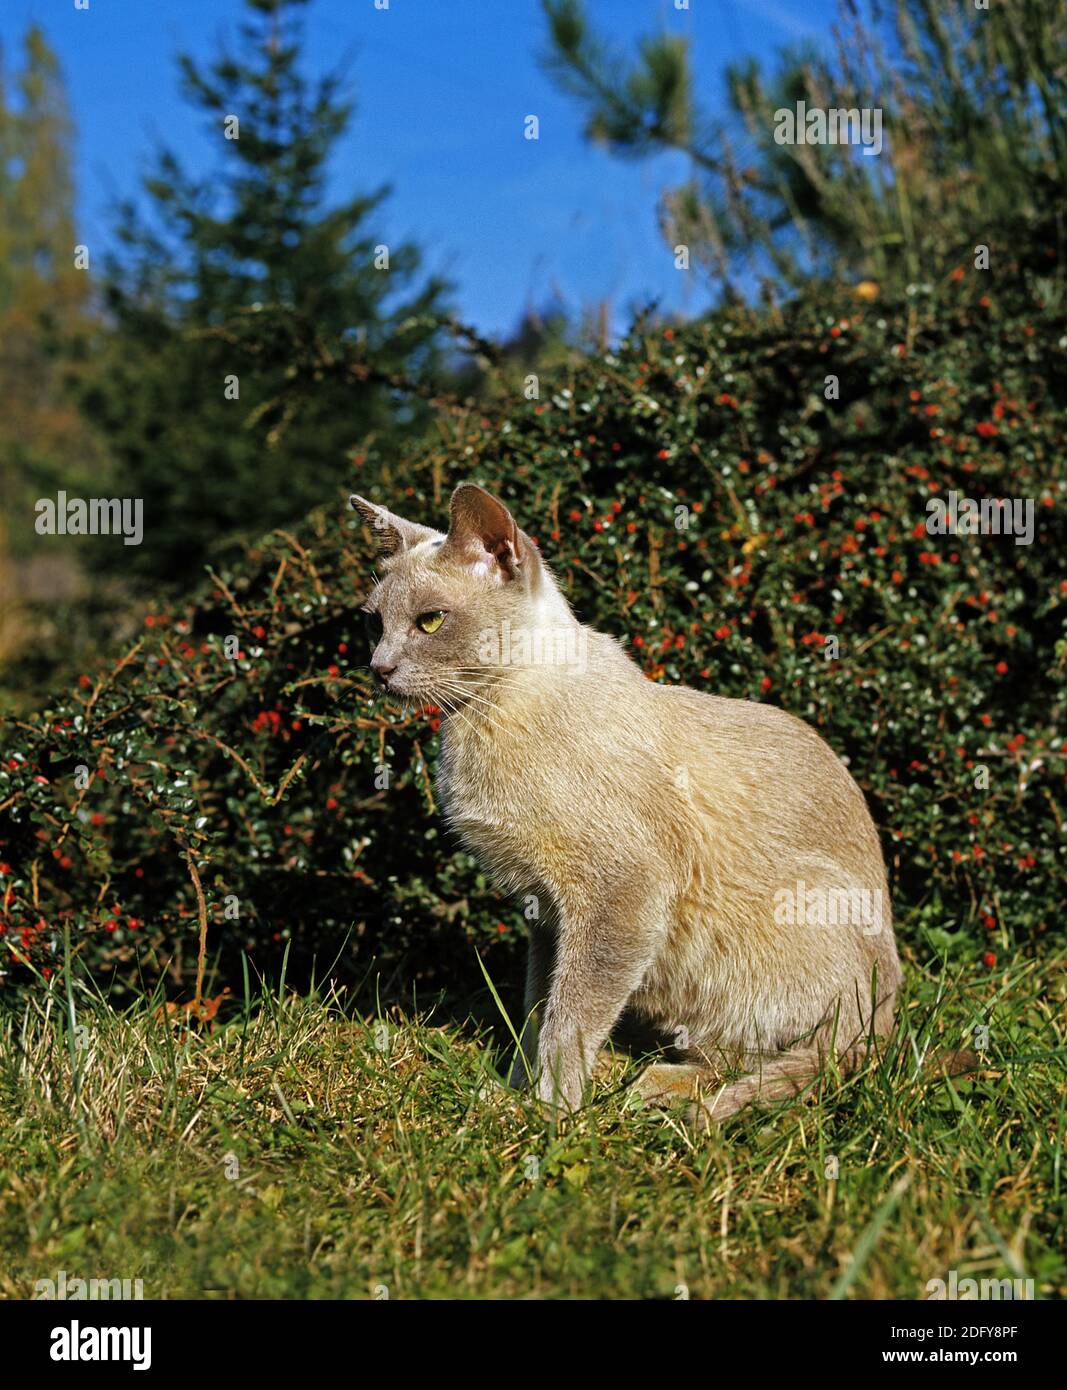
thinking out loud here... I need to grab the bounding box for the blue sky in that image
[1,0,836,336]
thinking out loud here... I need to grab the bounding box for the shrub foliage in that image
[2,237,1064,1001]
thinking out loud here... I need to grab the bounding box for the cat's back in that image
[646,678,885,881]
[652,679,843,771]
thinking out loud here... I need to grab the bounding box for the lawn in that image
[1,942,1063,1300]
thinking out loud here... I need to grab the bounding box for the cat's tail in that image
[695,1042,979,1124]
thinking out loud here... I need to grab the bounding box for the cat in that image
[353,481,924,1123]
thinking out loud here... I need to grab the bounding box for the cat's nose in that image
[372,660,397,686]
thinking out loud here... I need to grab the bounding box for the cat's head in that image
[352,483,559,704]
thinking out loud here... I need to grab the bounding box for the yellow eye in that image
[416,610,445,634]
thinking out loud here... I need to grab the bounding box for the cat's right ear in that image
[349,495,440,556]
[443,483,542,589]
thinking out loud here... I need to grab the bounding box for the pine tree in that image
[81,0,451,585]
[542,0,1067,294]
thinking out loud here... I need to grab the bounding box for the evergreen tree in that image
[81,0,451,585]
[542,0,1067,295]
[0,27,98,569]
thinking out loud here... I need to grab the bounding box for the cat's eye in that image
[416,610,446,634]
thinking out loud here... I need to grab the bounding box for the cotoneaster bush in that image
[1,233,1064,1004]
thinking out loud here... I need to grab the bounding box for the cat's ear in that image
[443,483,541,587]
[349,495,440,556]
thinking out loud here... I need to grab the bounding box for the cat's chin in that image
[386,688,437,711]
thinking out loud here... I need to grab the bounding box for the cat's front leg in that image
[508,920,555,1089]
[534,896,667,1111]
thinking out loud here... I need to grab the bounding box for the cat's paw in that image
[534,1071,584,1114]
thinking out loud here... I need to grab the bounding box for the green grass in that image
[1,948,1064,1300]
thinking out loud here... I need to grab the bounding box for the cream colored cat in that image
[352,482,905,1122]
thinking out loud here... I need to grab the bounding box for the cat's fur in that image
[353,482,907,1123]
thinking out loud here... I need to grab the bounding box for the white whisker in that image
[432,680,508,737]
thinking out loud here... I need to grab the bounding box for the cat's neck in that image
[439,582,586,732]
